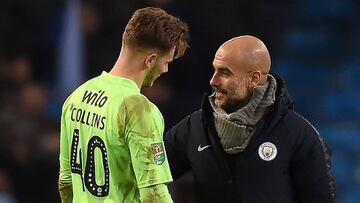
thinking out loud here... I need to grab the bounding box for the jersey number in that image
[70,129,110,197]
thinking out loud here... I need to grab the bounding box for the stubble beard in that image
[221,78,252,113]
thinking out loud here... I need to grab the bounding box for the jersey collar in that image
[101,71,140,92]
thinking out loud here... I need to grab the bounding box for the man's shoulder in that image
[192,109,203,116]
[285,110,315,126]
[63,77,98,101]
[280,110,320,137]
[123,94,157,111]
[168,109,203,129]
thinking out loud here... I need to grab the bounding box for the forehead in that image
[212,48,238,71]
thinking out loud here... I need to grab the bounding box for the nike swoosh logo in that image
[198,144,212,152]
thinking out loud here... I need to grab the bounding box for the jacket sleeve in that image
[290,119,336,203]
[164,115,192,180]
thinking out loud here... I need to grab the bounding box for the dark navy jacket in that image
[164,75,336,203]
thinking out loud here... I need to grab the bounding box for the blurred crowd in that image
[0,55,59,202]
[1,0,359,202]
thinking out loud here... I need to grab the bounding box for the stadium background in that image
[0,0,359,202]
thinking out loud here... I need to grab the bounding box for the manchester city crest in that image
[258,142,277,161]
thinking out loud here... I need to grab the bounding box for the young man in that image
[164,35,336,202]
[59,7,189,203]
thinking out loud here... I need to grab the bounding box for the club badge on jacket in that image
[258,142,277,161]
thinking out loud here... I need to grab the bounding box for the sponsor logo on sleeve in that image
[258,142,277,161]
[151,142,165,165]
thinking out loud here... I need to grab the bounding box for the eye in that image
[220,69,231,77]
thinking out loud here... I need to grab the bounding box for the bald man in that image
[164,36,336,203]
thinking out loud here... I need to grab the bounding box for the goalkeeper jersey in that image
[59,71,172,203]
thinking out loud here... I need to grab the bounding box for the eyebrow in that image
[214,66,232,73]
[218,67,229,71]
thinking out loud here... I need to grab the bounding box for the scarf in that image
[209,74,277,154]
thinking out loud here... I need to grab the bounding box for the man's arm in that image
[59,112,73,203]
[291,120,336,202]
[58,181,73,203]
[123,95,174,202]
[139,184,173,203]
[164,115,192,180]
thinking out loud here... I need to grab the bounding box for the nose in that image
[210,73,219,87]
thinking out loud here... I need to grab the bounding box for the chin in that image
[214,100,224,108]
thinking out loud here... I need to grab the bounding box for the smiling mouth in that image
[214,91,226,98]
[215,91,222,96]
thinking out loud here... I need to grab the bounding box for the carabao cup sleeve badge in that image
[151,142,165,165]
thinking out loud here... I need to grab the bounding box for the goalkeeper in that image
[58,7,189,203]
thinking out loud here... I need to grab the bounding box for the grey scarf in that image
[209,75,277,154]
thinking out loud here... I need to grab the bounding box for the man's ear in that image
[250,71,262,87]
[144,53,157,69]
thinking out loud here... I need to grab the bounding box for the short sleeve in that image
[123,95,172,188]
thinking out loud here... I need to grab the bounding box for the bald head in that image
[210,35,272,112]
[215,35,271,81]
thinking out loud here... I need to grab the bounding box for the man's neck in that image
[109,56,146,89]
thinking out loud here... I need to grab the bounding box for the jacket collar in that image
[272,73,293,110]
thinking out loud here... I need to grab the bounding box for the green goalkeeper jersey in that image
[59,71,172,203]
